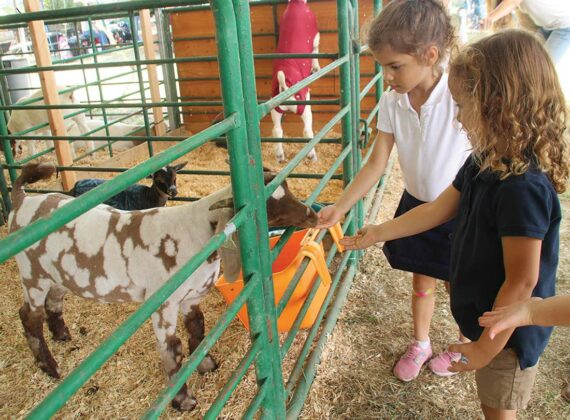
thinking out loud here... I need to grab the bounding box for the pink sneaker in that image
[393,342,433,382]
[428,350,461,377]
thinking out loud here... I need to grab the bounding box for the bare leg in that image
[412,273,437,341]
[45,285,71,342]
[271,108,286,163]
[151,302,196,412]
[481,403,516,420]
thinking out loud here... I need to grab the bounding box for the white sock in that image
[416,339,430,349]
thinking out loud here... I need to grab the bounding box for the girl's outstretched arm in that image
[479,296,570,338]
[340,184,461,250]
[316,131,394,229]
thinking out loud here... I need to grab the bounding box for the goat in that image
[70,162,187,210]
[8,162,317,412]
[271,0,320,163]
[7,88,92,158]
[67,119,145,153]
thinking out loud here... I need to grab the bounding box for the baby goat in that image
[70,162,187,210]
[9,162,317,412]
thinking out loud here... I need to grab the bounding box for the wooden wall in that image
[170,1,379,135]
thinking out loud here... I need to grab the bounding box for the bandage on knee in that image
[413,288,433,297]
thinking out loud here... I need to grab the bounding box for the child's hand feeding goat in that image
[9,162,317,411]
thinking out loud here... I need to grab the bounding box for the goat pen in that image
[0,0,390,418]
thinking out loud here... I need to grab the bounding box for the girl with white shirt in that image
[317,0,471,382]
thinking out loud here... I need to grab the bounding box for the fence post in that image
[211,0,284,417]
[23,0,76,190]
[232,0,287,417]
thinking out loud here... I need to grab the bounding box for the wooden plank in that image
[140,9,166,136]
[171,10,215,38]
[24,0,75,190]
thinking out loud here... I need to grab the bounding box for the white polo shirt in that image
[377,73,471,202]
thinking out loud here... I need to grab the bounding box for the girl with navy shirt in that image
[340,29,568,418]
[317,0,471,382]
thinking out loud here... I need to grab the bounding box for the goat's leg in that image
[311,33,321,74]
[19,301,60,378]
[181,301,217,374]
[151,303,197,412]
[271,108,286,163]
[75,115,95,152]
[45,285,71,342]
[301,94,317,162]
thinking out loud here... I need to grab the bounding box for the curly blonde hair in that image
[366,0,456,71]
[449,29,569,193]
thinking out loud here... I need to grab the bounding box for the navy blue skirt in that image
[383,190,454,281]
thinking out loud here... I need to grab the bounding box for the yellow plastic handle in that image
[301,241,332,287]
[301,223,344,252]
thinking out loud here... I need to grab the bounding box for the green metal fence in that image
[0,0,387,417]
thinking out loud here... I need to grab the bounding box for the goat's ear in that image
[172,161,187,172]
[212,208,241,283]
[209,198,233,211]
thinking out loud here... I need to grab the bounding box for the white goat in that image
[7,88,92,157]
[9,162,317,412]
[68,119,145,153]
[271,0,320,163]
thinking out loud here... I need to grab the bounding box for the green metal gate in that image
[0,0,388,417]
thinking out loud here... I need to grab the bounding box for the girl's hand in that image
[478,298,541,339]
[316,205,343,229]
[339,225,382,250]
[447,341,495,372]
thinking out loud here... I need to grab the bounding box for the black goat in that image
[70,162,187,210]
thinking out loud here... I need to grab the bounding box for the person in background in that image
[483,0,570,66]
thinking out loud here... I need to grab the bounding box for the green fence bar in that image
[286,258,357,418]
[143,264,260,419]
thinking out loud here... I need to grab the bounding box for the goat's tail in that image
[11,162,56,207]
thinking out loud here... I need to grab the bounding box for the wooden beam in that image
[23,0,76,190]
[140,9,166,136]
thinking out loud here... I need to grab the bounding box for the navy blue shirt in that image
[451,155,561,369]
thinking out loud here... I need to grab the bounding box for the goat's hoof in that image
[171,394,197,412]
[53,328,71,342]
[197,355,218,374]
[307,154,318,163]
[39,361,60,379]
[276,155,286,163]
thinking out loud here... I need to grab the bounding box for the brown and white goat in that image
[271,0,320,163]
[8,163,317,411]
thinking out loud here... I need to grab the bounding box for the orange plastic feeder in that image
[215,224,344,332]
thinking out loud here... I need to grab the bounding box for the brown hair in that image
[366,0,456,69]
[449,29,569,193]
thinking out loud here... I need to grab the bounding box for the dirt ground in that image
[0,140,569,419]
